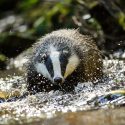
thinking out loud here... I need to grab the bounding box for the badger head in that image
[34,42,80,85]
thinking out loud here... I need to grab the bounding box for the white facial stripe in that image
[64,54,80,79]
[50,46,63,80]
[35,63,52,81]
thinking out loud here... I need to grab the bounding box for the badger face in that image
[34,45,80,85]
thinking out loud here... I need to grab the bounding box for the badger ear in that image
[64,54,80,79]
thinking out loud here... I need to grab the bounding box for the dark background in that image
[0,0,125,69]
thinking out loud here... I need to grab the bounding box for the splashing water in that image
[0,59,125,124]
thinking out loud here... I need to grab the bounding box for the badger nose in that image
[54,77,63,84]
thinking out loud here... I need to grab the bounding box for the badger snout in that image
[53,77,63,84]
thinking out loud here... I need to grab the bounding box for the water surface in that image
[0,59,125,125]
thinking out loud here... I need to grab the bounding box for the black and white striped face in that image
[35,46,80,84]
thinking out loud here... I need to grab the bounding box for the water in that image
[0,59,125,125]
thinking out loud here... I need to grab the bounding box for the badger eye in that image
[40,53,48,63]
[42,53,47,58]
[62,50,68,54]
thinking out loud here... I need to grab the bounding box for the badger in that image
[27,29,103,92]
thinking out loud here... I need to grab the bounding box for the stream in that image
[0,59,125,125]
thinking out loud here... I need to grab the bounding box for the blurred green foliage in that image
[0,0,125,61]
[118,12,125,29]
[0,0,125,36]
[0,53,7,69]
[18,0,39,11]
[0,54,6,62]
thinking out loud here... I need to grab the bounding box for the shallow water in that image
[0,59,125,125]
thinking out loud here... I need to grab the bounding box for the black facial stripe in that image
[59,53,70,76]
[44,56,54,78]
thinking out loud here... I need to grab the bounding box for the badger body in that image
[27,29,103,92]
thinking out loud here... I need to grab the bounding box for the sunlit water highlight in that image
[0,59,125,124]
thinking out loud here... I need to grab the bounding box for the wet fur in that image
[27,29,103,92]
